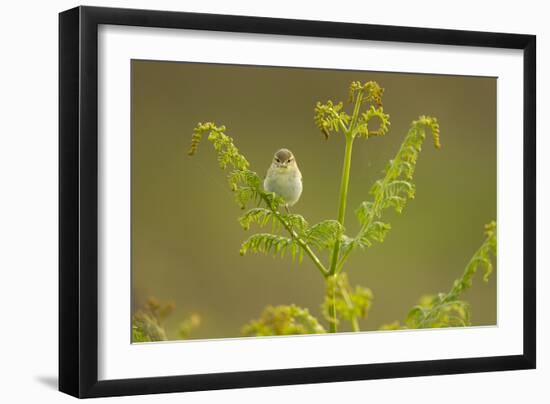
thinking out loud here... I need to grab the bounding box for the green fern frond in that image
[322,273,373,328]
[241,304,326,336]
[340,205,392,254]
[227,169,260,191]
[189,122,286,211]
[239,233,303,261]
[449,220,497,293]
[337,116,441,267]
[404,221,496,329]
[359,221,392,247]
[370,179,416,213]
[284,214,309,233]
[313,100,350,139]
[416,115,441,149]
[132,297,200,342]
[315,81,389,141]
[234,181,283,210]
[355,106,391,138]
[132,298,174,342]
[368,116,440,215]
[189,122,329,276]
[260,191,287,211]
[132,312,167,342]
[188,122,249,170]
[238,208,309,234]
[379,321,402,331]
[348,80,384,107]
[305,219,344,250]
[406,296,471,328]
[239,208,277,231]
[187,81,497,338]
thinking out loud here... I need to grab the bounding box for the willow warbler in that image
[264,148,303,208]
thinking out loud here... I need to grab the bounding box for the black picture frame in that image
[59,5,536,398]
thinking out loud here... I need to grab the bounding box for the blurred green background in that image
[131,60,496,340]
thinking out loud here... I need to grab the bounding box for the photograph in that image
[131,60,497,342]
[1,0,542,401]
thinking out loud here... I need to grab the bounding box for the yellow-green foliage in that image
[132,297,201,342]
[314,81,389,141]
[178,314,202,339]
[322,273,373,329]
[132,313,167,343]
[337,115,441,272]
[189,80,495,337]
[188,122,331,276]
[241,305,326,336]
[379,321,401,331]
[381,222,497,330]
[405,221,496,328]
[132,297,174,342]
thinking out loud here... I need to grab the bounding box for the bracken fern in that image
[188,81,496,337]
[241,305,327,336]
[132,297,201,342]
[403,221,497,329]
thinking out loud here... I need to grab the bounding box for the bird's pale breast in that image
[264,167,302,206]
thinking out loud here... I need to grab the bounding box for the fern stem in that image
[260,194,329,277]
[336,136,355,227]
[329,91,364,277]
[339,284,360,332]
[327,275,338,333]
[327,134,355,331]
[335,131,406,273]
[335,175,387,273]
[329,134,354,276]
[326,93,363,330]
[331,109,349,133]
[351,316,360,332]
[349,92,364,133]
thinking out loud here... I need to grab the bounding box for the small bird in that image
[264,148,303,209]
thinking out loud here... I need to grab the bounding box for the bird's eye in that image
[288,158,293,162]
[275,158,280,163]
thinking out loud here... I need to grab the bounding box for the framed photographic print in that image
[59,5,536,398]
